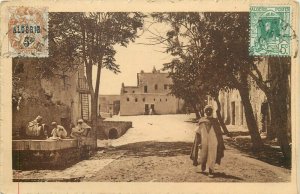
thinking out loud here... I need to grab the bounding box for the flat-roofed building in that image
[119,67,184,116]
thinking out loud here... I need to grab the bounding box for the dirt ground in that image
[13,114,291,182]
[83,141,290,182]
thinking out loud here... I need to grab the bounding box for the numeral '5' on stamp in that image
[249,6,291,56]
[8,6,48,58]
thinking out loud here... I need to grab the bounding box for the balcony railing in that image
[78,78,90,93]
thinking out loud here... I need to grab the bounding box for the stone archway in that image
[108,128,118,139]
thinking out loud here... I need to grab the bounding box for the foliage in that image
[152,12,263,146]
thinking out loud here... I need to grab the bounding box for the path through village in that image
[14,114,291,182]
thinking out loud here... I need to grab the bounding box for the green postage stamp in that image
[249,6,291,56]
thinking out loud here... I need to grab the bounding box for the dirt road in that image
[14,115,291,182]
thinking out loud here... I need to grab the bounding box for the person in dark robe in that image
[190,105,225,177]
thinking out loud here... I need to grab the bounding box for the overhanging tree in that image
[152,12,264,149]
[163,58,206,119]
[27,12,144,148]
[78,13,144,147]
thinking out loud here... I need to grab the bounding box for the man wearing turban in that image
[190,105,225,178]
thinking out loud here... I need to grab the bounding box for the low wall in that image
[97,120,132,140]
[12,139,91,170]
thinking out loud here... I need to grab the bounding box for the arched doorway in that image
[108,128,118,139]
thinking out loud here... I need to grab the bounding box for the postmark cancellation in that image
[249,6,291,56]
[8,6,48,57]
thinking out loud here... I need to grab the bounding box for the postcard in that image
[0,0,299,194]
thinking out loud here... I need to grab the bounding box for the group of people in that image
[27,106,224,178]
[26,116,91,140]
[190,105,225,178]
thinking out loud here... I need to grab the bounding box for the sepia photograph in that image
[10,10,293,183]
[0,1,299,194]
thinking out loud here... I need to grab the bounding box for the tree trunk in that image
[85,60,97,149]
[239,86,264,151]
[267,57,291,159]
[215,96,229,135]
[269,100,291,159]
[192,104,200,119]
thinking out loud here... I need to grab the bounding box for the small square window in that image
[133,90,135,93]
[143,98,145,102]
[155,84,158,90]
[135,98,138,102]
[127,98,130,102]
[164,84,168,90]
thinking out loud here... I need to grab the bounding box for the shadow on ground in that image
[97,141,193,158]
[225,132,291,169]
[197,171,243,181]
[96,136,290,169]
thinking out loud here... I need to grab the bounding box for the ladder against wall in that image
[80,93,90,121]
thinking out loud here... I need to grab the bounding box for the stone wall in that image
[120,93,184,116]
[97,120,132,139]
[210,58,290,135]
[12,59,82,138]
[12,139,93,170]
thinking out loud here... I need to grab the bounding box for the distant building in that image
[99,67,184,116]
[208,58,291,136]
[99,95,120,117]
[12,59,91,138]
[120,67,184,116]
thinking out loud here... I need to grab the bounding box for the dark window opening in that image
[144,86,148,93]
[135,98,138,102]
[127,98,130,102]
[124,90,128,93]
[166,98,168,102]
[154,98,156,101]
[143,98,145,102]
[133,90,135,93]
[155,84,158,90]
[164,84,168,90]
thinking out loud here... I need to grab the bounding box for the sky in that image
[94,18,173,95]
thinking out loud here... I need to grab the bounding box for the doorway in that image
[145,104,149,115]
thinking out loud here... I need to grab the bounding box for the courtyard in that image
[13,114,291,182]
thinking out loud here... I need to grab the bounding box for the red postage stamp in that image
[8,6,48,57]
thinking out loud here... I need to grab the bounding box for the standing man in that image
[190,105,225,178]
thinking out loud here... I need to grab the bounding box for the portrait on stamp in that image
[249,6,291,56]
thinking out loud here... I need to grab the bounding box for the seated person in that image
[26,115,46,139]
[71,119,91,139]
[50,122,67,139]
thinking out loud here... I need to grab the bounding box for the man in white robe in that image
[195,105,225,178]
